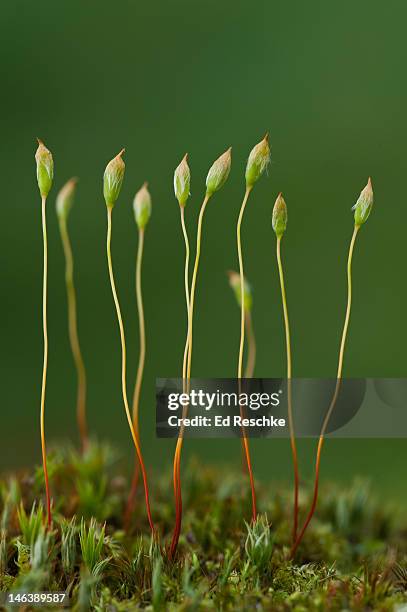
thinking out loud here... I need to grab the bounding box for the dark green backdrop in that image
[1,1,406,502]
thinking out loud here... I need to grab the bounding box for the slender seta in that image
[124,182,152,529]
[174,154,191,384]
[236,134,270,522]
[170,148,231,558]
[56,178,89,452]
[291,178,374,558]
[35,139,54,528]
[272,193,299,543]
[103,150,154,533]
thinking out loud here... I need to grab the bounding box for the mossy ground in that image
[0,442,406,611]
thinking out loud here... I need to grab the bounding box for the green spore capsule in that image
[174,153,191,207]
[353,178,373,227]
[103,149,125,207]
[245,133,270,187]
[35,139,54,198]
[133,182,152,229]
[206,147,232,196]
[272,192,287,238]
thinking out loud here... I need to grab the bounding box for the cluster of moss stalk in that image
[34,136,373,561]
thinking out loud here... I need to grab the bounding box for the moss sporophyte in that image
[272,193,299,544]
[236,134,270,524]
[29,135,375,578]
[35,139,54,529]
[291,178,374,558]
[124,182,152,530]
[174,153,191,387]
[103,150,154,533]
[170,147,232,559]
[56,178,88,453]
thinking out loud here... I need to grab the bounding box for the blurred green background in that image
[1,1,406,504]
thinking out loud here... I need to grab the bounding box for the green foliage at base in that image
[0,442,406,611]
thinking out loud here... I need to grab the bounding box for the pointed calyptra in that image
[228,270,252,312]
[272,193,288,238]
[245,133,271,187]
[206,147,232,196]
[353,178,373,227]
[56,178,78,221]
[35,139,54,198]
[174,153,191,207]
[133,182,152,229]
[103,149,125,207]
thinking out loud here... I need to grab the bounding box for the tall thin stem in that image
[40,196,52,528]
[59,217,88,452]
[239,311,257,473]
[106,208,154,533]
[124,456,140,531]
[170,194,209,559]
[237,187,252,379]
[124,228,146,529]
[276,236,299,543]
[237,186,257,522]
[244,311,256,379]
[180,206,190,383]
[168,206,190,555]
[132,227,145,433]
[186,195,210,381]
[291,225,359,558]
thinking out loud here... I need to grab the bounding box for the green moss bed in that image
[0,442,406,611]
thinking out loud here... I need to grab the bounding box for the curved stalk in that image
[239,311,257,474]
[276,236,299,543]
[180,206,190,382]
[186,195,210,381]
[124,228,146,528]
[40,196,52,528]
[291,225,359,558]
[132,228,145,432]
[237,186,257,522]
[237,187,252,378]
[244,311,256,379]
[106,208,154,533]
[124,455,140,530]
[58,217,88,452]
[170,194,209,559]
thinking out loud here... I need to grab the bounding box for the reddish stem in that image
[169,441,183,559]
[290,436,324,558]
[123,454,140,530]
[242,435,257,521]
